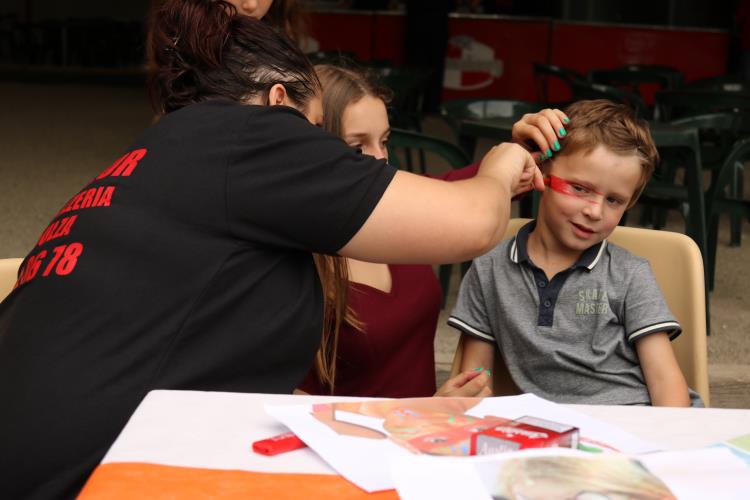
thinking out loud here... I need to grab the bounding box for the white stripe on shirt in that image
[628,321,682,342]
[447,316,495,342]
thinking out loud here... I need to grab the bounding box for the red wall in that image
[308,12,375,61]
[307,11,729,102]
[549,22,730,102]
[443,17,549,101]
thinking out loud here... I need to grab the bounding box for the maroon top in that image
[299,164,480,397]
[299,263,443,397]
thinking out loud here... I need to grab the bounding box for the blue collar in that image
[509,220,607,271]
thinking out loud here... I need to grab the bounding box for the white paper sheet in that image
[265,393,660,492]
[392,447,750,500]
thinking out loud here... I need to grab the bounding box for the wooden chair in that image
[450,218,710,406]
[0,258,23,302]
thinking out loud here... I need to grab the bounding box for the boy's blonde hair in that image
[555,100,658,207]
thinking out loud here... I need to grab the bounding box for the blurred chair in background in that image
[0,258,22,303]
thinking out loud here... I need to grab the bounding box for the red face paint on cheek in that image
[544,175,601,204]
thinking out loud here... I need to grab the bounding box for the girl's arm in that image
[636,332,691,407]
[435,368,491,397]
[459,335,496,395]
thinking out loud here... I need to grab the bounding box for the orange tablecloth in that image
[81,462,399,500]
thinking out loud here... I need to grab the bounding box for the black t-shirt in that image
[0,100,396,499]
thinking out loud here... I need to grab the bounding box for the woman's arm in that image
[339,142,541,264]
[636,332,691,407]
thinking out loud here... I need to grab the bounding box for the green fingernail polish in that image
[553,140,560,151]
[559,128,567,136]
[473,367,483,372]
[563,117,570,124]
[546,148,553,158]
[539,153,547,161]
[484,369,493,376]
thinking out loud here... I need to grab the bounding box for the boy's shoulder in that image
[474,236,515,266]
[602,240,650,271]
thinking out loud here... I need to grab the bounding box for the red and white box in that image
[470,415,579,455]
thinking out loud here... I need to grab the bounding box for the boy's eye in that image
[570,184,588,193]
[349,144,363,154]
[607,197,623,205]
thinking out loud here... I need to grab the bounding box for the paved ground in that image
[1,83,748,408]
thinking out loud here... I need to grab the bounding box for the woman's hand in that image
[435,368,492,398]
[478,142,545,198]
[512,108,570,162]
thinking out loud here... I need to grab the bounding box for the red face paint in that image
[544,175,602,204]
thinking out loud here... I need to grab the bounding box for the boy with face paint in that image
[449,100,703,407]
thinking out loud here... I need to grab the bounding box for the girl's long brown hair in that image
[309,64,393,392]
[311,254,360,391]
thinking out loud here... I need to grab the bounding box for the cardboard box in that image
[471,416,579,455]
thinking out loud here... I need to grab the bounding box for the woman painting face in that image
[225,0,274,18]
[341,95,390,161]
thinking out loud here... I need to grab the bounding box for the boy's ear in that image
[267,83,289,107]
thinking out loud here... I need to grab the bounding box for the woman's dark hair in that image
[147,0,320,114]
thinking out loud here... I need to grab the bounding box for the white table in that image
[78,390,750,499]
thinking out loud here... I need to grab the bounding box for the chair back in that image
[684,75,749,93]
[440,99,541,139]
[706,137,750,287]
[533,62,585,105]
[387,128,471,170]
[655,90,750,129]
[570,80,650,118]
[450,219,710,406]
[669,113,742,169]
[0,258,23,303]
[588,65,683,94]
[375,66,431,130]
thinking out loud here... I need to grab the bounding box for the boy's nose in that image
[583,200,604,220]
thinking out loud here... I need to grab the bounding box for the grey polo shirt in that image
[449,221,702,406]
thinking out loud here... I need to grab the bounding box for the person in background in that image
[298,64,568,398]
[224,0,308,43]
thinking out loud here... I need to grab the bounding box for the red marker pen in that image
[252,432,307,456]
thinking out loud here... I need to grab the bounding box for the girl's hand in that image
[435,369,492,397]
[512,108,570,162]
